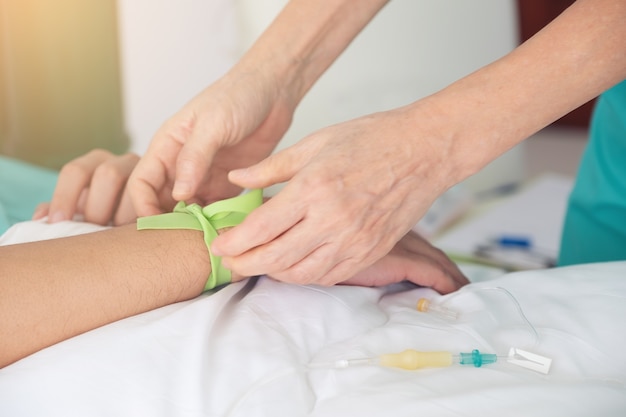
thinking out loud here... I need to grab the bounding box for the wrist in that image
[233,52,301,115]
[401,97,480,192]
[408,66,536,189]
[137,190,263,291]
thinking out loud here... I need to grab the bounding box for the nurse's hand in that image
[127,68,294,217]
[32,150,141,226]
[341,230,468,294]
[212,101,463,286]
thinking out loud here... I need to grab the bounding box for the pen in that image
[493,235,532,249]
[474,235,556,270]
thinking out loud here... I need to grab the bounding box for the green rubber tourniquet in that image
[137,189,263,291]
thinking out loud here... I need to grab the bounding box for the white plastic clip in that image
[507,347,552,374]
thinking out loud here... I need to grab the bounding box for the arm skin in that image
[0,223,467,369]
[0,225,213,369]
[260,0,626,178]
[424,0,626,180]
[238,0,392,112]
[210,0,626,285]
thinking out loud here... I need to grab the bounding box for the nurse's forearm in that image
[421,0,626,183]
[237,0,390,104]
[0,224,227,368]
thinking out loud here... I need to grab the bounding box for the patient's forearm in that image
[0,225,215,368]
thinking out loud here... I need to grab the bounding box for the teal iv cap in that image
[459,349,497,367]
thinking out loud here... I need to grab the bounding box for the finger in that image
[271,245,360,286]
[369,232,462,292]
[438,255,469,289]
[32,202,50,220]
[401,254,462,294]
[269,236,386,287]
[83,155,137,225]
[113,189,137,226]
[392,230,468,285]
[211,190,307,258]
[127,134,181,217]
[228,144,311,190]
[415,244,469,289]
[172,123,222,201]
[218,215,329,281]
[128,158,168,217]
[401,252,467,293]
[337,231,469,291]
[47,150,112,223]
[128,119,194,216]
[221,209,389,287]
[76,188,88,214]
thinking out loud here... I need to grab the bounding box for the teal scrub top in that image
[559,79,626,265]
[0,156,58,235]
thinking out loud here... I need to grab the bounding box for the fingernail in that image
[229,168,250,180]
[32,208,45,220]
[230,167,245,175]
[49,211,66,223]
[173,181,191,199]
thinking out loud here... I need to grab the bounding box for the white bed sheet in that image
[1,220,625,416]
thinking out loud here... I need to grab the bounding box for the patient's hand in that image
[32,150,144,226]
[340,230,468,294]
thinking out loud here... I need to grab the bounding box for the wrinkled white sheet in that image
[1,220,625,416]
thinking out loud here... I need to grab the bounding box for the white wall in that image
[116,0,238,154]
[118,0,523,193]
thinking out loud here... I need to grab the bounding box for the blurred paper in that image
[434,173,573,268]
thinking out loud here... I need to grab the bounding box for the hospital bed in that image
[1,158,625,416]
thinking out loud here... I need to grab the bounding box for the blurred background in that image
[0,0,589,194]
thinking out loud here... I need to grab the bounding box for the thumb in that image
[172,128,221,201]
[228,146,306,189]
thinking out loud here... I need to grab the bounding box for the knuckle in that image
[125,173,141,193]
[94,162,127,186]
[228,260,259,279]
[299,173,334,195]
[431,246,452,263]
[124,152,141,165]
[260,246,286,270]
[58,161,90,182]
[86,148,112,159]
[285,264,318,285]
